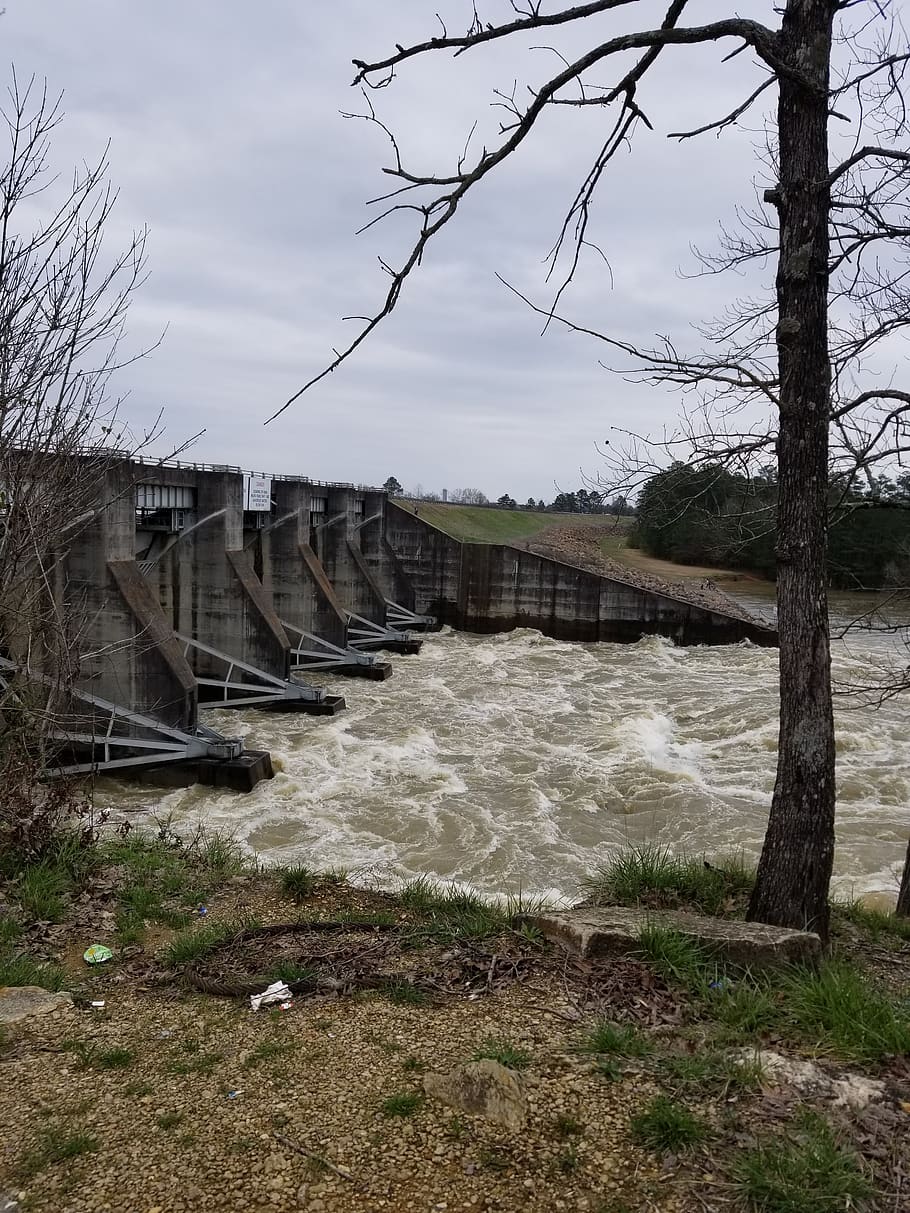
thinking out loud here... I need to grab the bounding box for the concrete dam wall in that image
[1,457,776,789]
[384,504,777,647]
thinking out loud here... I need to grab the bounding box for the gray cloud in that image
[5,0,776,498]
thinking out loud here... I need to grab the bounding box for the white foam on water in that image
[95,614,910,904]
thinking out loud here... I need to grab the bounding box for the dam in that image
[1,454,776,788]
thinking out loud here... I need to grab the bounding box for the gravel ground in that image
[0,980,683,1213]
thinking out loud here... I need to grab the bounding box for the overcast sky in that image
[5,1,780,499]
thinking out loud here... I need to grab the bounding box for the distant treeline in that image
[388,477,634,515]
[633,464,910,589]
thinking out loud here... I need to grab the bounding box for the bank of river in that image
[96,590,910,907]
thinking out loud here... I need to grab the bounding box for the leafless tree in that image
[279,1,910,939]
[449,487,490,504]
[0,73,163,853]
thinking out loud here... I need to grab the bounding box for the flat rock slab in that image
[0,986,73,1026]
[531,907,821,968]
[423,1059,526,1131]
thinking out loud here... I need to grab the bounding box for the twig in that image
[274,1133,360,1186]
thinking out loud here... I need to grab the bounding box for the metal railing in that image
[129,452,382,492]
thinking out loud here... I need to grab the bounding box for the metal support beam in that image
[0,657,242,777]
[175,634,335,709]
[345,611,422,655]
[280,619,388,676]
[385,600,436,632]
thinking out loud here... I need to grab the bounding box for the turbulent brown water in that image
[96,590,910,906]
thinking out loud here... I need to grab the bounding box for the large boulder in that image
[0,985,73,1026]
[531,907,821,968]
[423,1059,526,1131]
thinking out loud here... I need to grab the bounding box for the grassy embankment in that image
[1,828,909,1212]
[392,501,764,587]
[391,500,629,545]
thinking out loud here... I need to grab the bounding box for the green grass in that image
[555,1145,580,1173]
[579,1019,654,1059]
[392,502,595,544]
[636,924,715,986]
[333,908,398,928]
[732,1111,874,1213]
[19,1125,100,1176]
[630,1096,706,1152]
[103,825,251,943]
[320,867,350,886]
[0,913,21,945]
[472,1038,532,1071]
[167,1050,224,1076]
[379,1091,423,1118]
[95,1047,134,1070]
[779,960,910,1060]
[244,1041,297,1068]
[658,1049,764,1095]
[155,1112,184,1130]
[278,864,317,902]
[583,844,754,916]
[554,1114,584,1138]
[833,899,910,942]
[162,917,255,967]
[401,878,508,943]
[631,923,910,1061]
[62,1038,135,1067]
[266,961,316,985]
[386,981,430,1007]
[15,861,72,922]
[0,948,67,991]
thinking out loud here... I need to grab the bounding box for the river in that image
[95,588,910,907]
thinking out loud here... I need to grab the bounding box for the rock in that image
[0,1195,19,1213]
[530,907,821,968]
[0,986,73,1025]
[736,1050,885,1110]
[423,1060,526,1131]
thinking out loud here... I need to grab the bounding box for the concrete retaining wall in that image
[384,504,776,646]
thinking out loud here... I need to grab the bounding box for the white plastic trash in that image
[250,980,292,1011]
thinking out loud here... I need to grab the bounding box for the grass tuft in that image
[658,1049,764,1095]
[278,864,317,902]
[834,898,910,943]
[630,1095,706,1152]
[732,1111,874,1213]
[20,1125,99,1177]
[386,981,430,1007]
[0,948,67,991]
[244,1041,296,1068]
[780,960,910,1060]
[636,924,714,986]
[15,862,72,922]
[163,918,255,967]
[266,961,316,986]
[583,844,753,915]
[379,1091,423,1118]
[579,1019,653,1059]
[401,879,508,943]
[472,1038,532,1071]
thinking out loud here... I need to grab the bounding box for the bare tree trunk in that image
[897,839,910,918]
[748,0,836,940]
